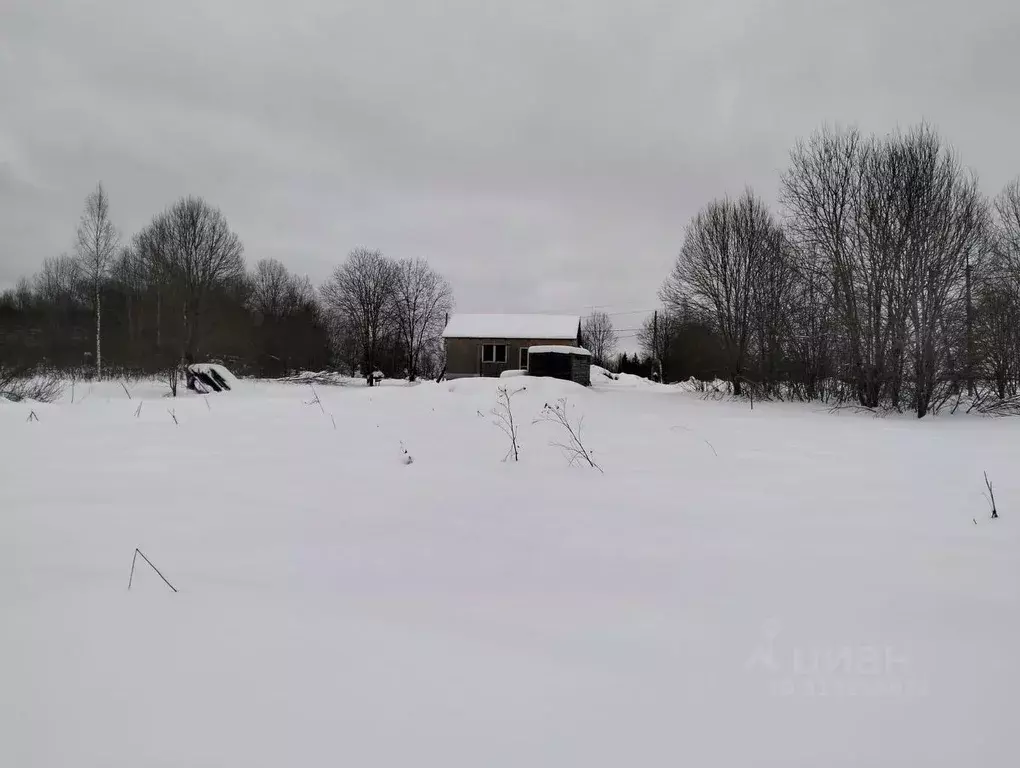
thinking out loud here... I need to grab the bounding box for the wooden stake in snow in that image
[128,548,178,592]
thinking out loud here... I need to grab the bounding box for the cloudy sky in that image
[3,0,1020,340]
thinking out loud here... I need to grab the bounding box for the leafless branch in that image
[533,397,603,472]
[491,385,524,462]
[984,471,999,519]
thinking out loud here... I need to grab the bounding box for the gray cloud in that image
[3,0,1020,329]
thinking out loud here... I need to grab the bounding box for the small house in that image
[442,313,582,378]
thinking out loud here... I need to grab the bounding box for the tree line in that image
[0,185,453,386]
[639,123,1020,417]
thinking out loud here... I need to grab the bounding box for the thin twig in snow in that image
[120,381,132,400]
[491,385,524,461]
[128,548,178,592]
[305,383,326,413]
[984,471,999,519]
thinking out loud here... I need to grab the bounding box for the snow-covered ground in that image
[2,374,1019,766]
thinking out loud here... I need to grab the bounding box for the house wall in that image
[444,337,579,378]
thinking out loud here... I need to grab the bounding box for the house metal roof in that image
[442,313,580,340]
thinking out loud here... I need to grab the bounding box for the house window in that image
[519,347,529,369]
[482,344,507,363]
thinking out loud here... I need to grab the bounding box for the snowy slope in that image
[2,376,1019,766]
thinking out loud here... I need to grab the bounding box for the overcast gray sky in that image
[3,0,1020,341]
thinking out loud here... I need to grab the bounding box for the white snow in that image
[2,375,1019,766]
[590,364,658,388]
[442,313,580,339]
[527,344,591,356]
[499,369,528,378]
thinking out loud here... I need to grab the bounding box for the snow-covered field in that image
[2,372,1019,766]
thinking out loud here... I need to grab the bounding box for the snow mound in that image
[590,365,619,381]
[499,369,528,378]
[527,345,591,356]
[589,365,660,389]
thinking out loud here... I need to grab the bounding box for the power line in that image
[530,305,659,317]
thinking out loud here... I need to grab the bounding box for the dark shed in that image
[526,345,592,386]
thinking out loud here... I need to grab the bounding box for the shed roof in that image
[442,313,580,340]
[527,345,591,356]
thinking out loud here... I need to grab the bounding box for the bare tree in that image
[75,182,120,377]
[581,311,617,367]
[12,277,34,312]
[749,230,798,391]
[34,254,82,306]
[247,258,313,319]
[897,128,988,416]
[637,310,683,381]
[785,250,836,400]
[972,178,1020,398]
[996,179,1020,266]
[320,249,396,385]
[782,124,992,415]
[974,280,1020,398]
[781,128,870,403]
[137,196,245,361]
[247,258,293,318]
[392,258,453,381]
[661,190,784,395]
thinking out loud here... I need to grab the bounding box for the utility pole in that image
[653,309,660,382]
[966,253,974,396]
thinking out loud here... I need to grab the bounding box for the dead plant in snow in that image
[400,441,414,465]
[492,385,524,462]
[305,383,325,413]
[165,363,180,398]
[534,397,603,472]
[0,366,64,404]
[984,472,999,519]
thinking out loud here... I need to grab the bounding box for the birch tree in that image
[75,182,119,377]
